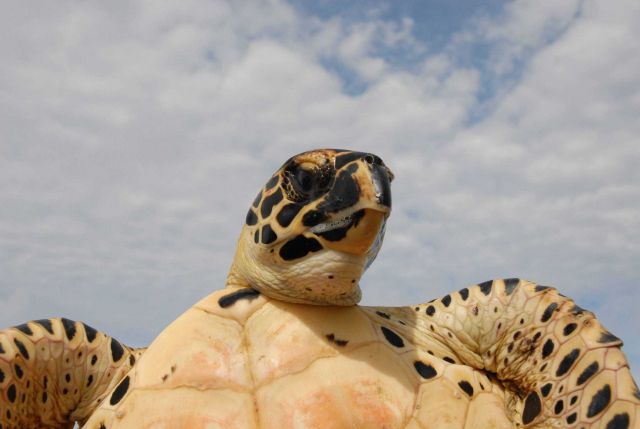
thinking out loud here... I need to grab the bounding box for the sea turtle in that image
[1,149,639,429]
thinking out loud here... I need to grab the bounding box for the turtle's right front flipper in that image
[0,318,144,429]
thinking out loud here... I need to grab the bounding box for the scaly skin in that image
[0,318,144,428]
[374,278,640,428]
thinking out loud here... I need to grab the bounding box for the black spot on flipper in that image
[13,338,29,359]
[503,278,519,295]
[541,382,552,397]
[91,355,98,366]
[34,319,54,335]
[245,209,258,226]
[441,295,451,307]
[606,413,630,429]
[556,348,580,377]
[325,333,349,347]
[458,288,469,300]
[522,391,542,424]
[566,412,577,424]
[478,280,493,295]
[83,323,98,343]
[87,374,94,387]
[279,235,322,260]
[443,356,456,364]
[458,380,474,397]
[42,391,48,403]
[542,339,555,358]
[14,323,33,336]
[425,305,436,316]
[554,399,564,414]
[110,338,125,362]
[129,354,136,366]
[276,203,303,228]
[260,188,283,219]
[540,302,558,323]
[0,342,4,354]
[563,323,577,336]
[587,384,611,418]
[109,375,130,406]
[14,364,23,379]
[413,361,437,379]
[0,368,4,383]
[598,331,622,345]
[375,311,390,319]
[60,318,77,341]
[535,285,551,292]
[380,326,404,348]
[7,384,16,403]
[218,288,261,308]
[100,423,107,429]
[254,230,259,243]
[264,175,279,191]
[260,224,278,244]
[577,361,599,386]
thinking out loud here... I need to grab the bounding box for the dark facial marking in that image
[279,235,322,261]
[570,395,578,405]
[7,384,17,402]
[91,355,98,366]
[254,230,259,243]
[522,391,542,424]
[441,295,451,307]
[566,412,577,424]
[302,210,327,227]
[14,323,33,336]
[587,384,611,418]
[535,285,551,292]
[61,318,77,341]
[554,399,564,414]
[110,338,125,362]
[0,368,4,383]
[443,356,456,364]
[458,380,474,397]
[109,375,130,406]
[541,382,552,397]
[576,361,599,386]
[42,391,48,403]
[317,165,360,213]
[260,224,278,244]
[83,323,98,343]
[264,175,279,191]
[542,339,555,358]
[334,151,367,170]
[34,319,54,335]
[503,278,520,295]
[276,203,303,228]
[556,348,580,377]
[375,311,391,319]
[413,361,437,379]
[252,190,262,208]
[598,331,622,344]
[425,305,436,316]
[563,323,577,336]
[260,188,283,219]
[246,209,258,226]
[13,338,29,360]
[478,280,493,295]
[606,413,630,429]
[218,288,261,308]
[325,333,349,347]
[458,288,469,300]
[540,302,558,323]
[380,326,404,348]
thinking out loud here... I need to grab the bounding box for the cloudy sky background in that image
[1,0,639,378]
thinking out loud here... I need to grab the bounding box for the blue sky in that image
[1,0,639,381]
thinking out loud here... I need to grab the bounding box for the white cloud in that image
[1,0,639,377]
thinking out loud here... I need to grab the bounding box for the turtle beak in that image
[369,161,393,211]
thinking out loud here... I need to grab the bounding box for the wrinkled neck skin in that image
[225,227,365,306]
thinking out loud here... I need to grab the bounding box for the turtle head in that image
[227,149,393,305]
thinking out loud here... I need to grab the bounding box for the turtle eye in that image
[293,167,314,194]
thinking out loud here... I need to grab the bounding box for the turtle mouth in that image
[309,210,362,234]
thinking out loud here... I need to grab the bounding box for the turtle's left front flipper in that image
[0,318,144,429]
[375,279,640,428]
